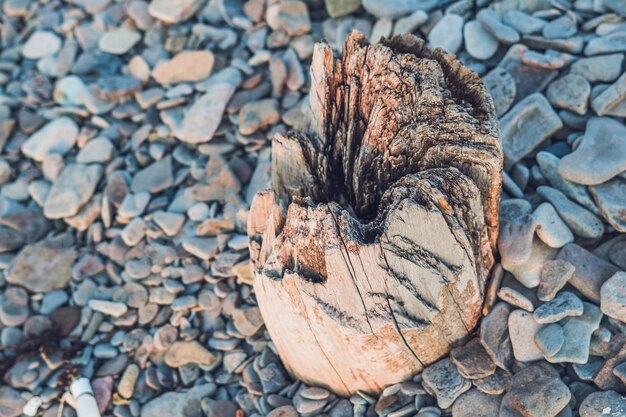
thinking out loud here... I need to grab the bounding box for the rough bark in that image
[248,31,502,396]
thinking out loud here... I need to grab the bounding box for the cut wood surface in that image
[248,31,503,396]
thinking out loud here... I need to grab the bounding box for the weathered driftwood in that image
[248,31,502,396]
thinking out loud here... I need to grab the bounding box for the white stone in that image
[21,117,79,162]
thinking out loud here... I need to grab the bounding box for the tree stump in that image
[247,31,503,396]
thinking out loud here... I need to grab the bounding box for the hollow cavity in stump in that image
[248,31,503,396]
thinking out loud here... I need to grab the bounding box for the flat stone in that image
[166,68,241,143]
[546,74,590,115]
[392,10,428,36]
[450,338,496,380]
[477,9,520,44]
[266,0,311,36]
[480,302,514,369]
[483,67,516,117]
[503,10,546,35]
[0,287,29,326]
[164,341,217,368]
[147,0,201,24]
[93,75,142,101]
[536,151,599,215]
[191,155,241,201]
[570,53,624,83]
[591,73,626,116]
[533,291,584,324]
[421,358,471,409]
[500,93,562,170]
[201,399,238,417]
[546,302,602,364]
[7,234,76,293]
[325,0,361,18]
[535,323,564,357]
[238,99,280,135]
[22,31,61,59]
[556,243,620,303]
[523,35,584,54]
[538,260,576,301]
[44,164,102,219]
[76,137,114,163]
[267,406,298,417]
[98,27,141,55]
[499,44,558,104]
[140,384,216,417]
[584,31,626,55]
[428,13,464,54]
[579,391,626,417]
[121,218,147,246]
[536,186,604,239]
[533,203,573,249]
[153,211,185,236]
[590,177,626,232]
[232,307,264,337]
[464,20,499,60]
[497,272,538,312]
[131,156,174,194]
[497,214,536,266]
[21,117,79,162]
[506,363,570,417]
[542,15,577,39]
[113,283,148,308]
[0,386,26,417]
[502,237,558,288]
[472,368,506,395]
[451,389,502,417]
[601,272,626,322]
[89,300,128,317]
[118,364,139,399]
[152,51,215,85]
[508,309,544,362]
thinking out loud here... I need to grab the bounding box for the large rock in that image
[44,164,103,219]
[21,117,78,162]
[152,51,214,85]
[601,272,626,322]
[558,117,626,185]
[141,384,216,417]
[148,0,201,24]
[7,234,76,293]
[505,363,571,417]
[500,93,562,169]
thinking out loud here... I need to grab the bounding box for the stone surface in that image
[464,20,499,60]
[508,309,544,362]
[44,164,102,219]
[152,51,215,85]
[450,338,496,380]
[601,272,626,323]
[428,14,464,54]
[131,156,173,194]
[451,389,501,417]
[7,234,76,293]
[480,302,513,369]
[546,74,590,115]
[140,384,216,417]
[536,186,604,240]
[422,358,472,409]
[570,54,624,83]
[533,291,584,324]
[0,287,29,326]
[22,31,61,59]
[533,203,573,249]
[165,341,217,368]
[538,260,576,303]
[545,302,603,364]
[21,117,79,162]
[98,27,141,54]
[590,178,626,232]
[483,67,516,117]
[502,237,558,289]
[500,93,562,169]
[559,117,626,185]
[147,0,201,24]
[556,243,620,304]
[238,99,280,135]
[579,391,626,417]
[506,363,571,417]
[535,323,564,358]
